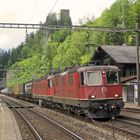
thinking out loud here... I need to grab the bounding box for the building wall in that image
[134,85,138,103]
[122,85,134,103]
[122,86,127,102]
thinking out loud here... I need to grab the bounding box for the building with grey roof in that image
[91,45,139,104]
[91,45,139,77]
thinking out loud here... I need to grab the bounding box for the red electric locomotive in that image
[31,65,124,118]
[32,75,55,106]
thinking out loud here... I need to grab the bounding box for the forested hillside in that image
[0,49,10,79]
[3,0,140,87]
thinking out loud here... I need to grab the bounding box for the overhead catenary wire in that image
[0,22,139,33]
[49,0,58,14]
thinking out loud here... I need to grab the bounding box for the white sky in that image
[0,0,115,50]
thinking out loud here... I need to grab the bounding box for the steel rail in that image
[104,120,140,138]
[29,108,84,140]
[115,118,140,127]
[1,98,43,140]
[2,96,84,140]
[122,108,140,113]
[119,115,140,124]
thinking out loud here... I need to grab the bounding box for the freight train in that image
[6,65,124,118]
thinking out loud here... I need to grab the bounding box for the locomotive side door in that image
[78,72,86,99]
[48,79,54,96]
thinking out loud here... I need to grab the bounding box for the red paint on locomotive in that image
[30,65,124,118]
[32,79,48,96]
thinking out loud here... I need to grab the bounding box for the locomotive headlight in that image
[91,95,96,99]
[115,94,119,98]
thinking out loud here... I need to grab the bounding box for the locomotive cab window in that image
[106,71,119,84]
[48,79,53,88]
[80,72,86,85]
[86,71,102,85]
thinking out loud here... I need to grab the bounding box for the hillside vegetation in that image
[3,0,140,87]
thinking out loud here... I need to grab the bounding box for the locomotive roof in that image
[47,75,55,79]
[32,76,48,82]
[53,65,119,76]
[76,65,119,72]
[32,65,119,80]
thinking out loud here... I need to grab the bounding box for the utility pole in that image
[122,0,125,29]
[136,23,140,106]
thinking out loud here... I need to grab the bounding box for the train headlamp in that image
[91,95,96,99]
[115,94,119,98]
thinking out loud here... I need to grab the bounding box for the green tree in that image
[45,12,57,26]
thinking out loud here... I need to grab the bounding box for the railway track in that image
[103,117,140,139]
[116,116,140,125]
[2,95,140,140]
[2,97,42,140]
[1,96,84,140]
[1,95,115,140]
[122,108,140,113]
[64,108,140,139]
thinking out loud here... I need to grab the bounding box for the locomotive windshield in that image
[86,71,102,85]
[106,70,119,84]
